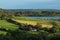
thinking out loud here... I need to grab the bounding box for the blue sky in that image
[0,0,60,9]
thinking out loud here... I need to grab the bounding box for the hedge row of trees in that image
[14,10,60,16]
[0,25,60,40]
[0,8,60,18]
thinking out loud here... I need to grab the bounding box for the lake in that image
[25,16,60,20]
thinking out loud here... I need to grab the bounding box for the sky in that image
[0,0,60,9]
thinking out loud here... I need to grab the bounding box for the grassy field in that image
[0,17,60,35]
[0,20,18,30]
[13,17,60,23]
[0,20,19,35]
[13,17,42,21]
[0,31,7,35]
[12,17,60,28]
[13,17,54,23]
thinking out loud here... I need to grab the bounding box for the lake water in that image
[25,16,60,20]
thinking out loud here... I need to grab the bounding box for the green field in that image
[13,17,55,23]
[0,31,7,35]
[13,17,48,21]
[0,20,18,30]
[0,20,19,35]
[13,17,60,25]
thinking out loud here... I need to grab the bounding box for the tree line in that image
[0,8,60,19]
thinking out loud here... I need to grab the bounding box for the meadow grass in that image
[12,17,44,21]
[12,17,60,28]
[0,31,7,35]
[13,17,48,23]
[12,17,59,24]
[0,20,18,30]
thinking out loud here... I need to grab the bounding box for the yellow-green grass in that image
[12,17,55,23]
[0,20,18,30]
[13,17,44,21]
[0,31,7,35]
[12,17,60,28]
[12,17,60,24]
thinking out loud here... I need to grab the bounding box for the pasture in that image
[12,17,60,28]
[0,20,18,30]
